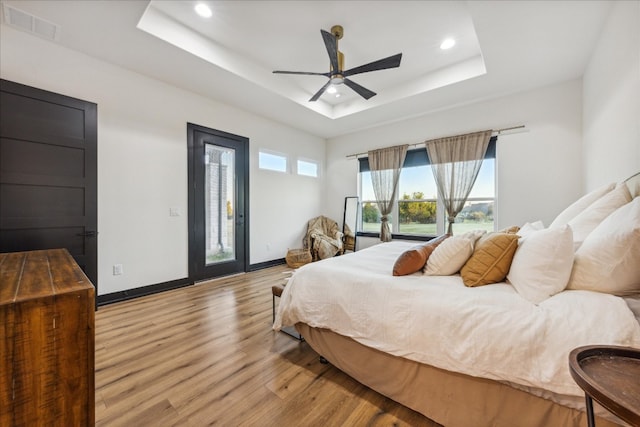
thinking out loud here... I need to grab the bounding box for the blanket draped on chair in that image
[304,216,343,261]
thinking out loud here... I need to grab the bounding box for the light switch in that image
[170,207,180,217]
[113,264,123,275]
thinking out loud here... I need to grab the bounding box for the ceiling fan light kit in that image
[273,24,402,102]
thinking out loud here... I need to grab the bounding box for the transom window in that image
[259,150,287,173]
[297,158,319,177]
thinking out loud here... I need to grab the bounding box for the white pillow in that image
[517,221,545,239]
[424,230,485,275]
[567,197,640,295]
[549,183,615,228]
[566,184,632,250]
[507,224,574,304]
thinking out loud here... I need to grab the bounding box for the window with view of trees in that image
[358,138,496,236]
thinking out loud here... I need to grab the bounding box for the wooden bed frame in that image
[293,173,640,427]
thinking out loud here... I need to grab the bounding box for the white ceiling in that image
[140,1,486,111]
[1,0,612,138]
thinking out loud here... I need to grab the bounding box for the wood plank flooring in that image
[95,265,441,426]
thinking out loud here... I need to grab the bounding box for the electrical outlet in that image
[113,264,123,275]
[169,207,180,217]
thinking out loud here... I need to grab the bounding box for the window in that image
[297,159,318,177]
[258,150,287,173]
[456,158,495,233]
[398,165,438,235]
[358,138,496,236]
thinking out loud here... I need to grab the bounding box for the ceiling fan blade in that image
[321,29,339,73]
[309,80,332,102]
[343,78,377,100]
[343,53,403,77]
[273,70,330,76]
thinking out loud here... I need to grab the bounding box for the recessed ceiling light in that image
[327,86,337,94]
[440,38,455,50]
[195,3,212,18]
[335,93,341,98]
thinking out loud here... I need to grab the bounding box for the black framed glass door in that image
[188,123,249,281]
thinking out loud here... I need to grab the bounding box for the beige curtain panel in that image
[368,145,408,242]
[425,130,492,235]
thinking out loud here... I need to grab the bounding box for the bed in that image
[274,173,640,427]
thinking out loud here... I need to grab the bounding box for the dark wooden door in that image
[0,79,98,292]
[188,123,249,281]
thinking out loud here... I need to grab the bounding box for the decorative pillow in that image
[566,184,632,250]
[499,225,521,234]
[392,234,449,276]
[507,224,574,304]
[566,197,640,295]
[517,221,545,239]
[461,233,520,287]
[549,183,615,228]
[424,230,486,276]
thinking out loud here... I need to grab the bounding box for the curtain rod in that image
[345,125,526,159]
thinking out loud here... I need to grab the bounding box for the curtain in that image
[425,130,492,234]
[368,145,408,242]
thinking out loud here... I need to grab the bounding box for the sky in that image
[361,159,495,201]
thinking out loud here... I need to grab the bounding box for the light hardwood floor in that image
[95,265,441,426]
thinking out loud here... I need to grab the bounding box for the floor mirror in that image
[342,196,359,252]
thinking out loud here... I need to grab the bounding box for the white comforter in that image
[274,241,640,397]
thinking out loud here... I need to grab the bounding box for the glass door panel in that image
[205,144,235,265]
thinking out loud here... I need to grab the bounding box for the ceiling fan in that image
[273,25,402,102]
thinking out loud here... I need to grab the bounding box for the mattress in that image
[274,241,640,398]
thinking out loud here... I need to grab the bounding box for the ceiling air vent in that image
[2,4,61,41]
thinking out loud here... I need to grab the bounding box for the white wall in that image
[0,26,325,295]
[583,0,640,190]
[3,0,635,296]
[325,79,584,247]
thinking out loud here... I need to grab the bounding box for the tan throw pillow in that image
[393,234,449,276]
[461,233,519,287]
[499,225,521,234]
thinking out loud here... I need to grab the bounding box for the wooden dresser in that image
[0,249,95,426]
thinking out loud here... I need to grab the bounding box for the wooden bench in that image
[272,283,303,340]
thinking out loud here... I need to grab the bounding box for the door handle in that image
[76,231,98,238]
